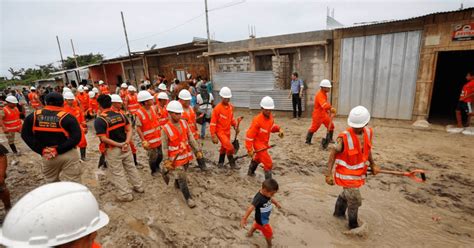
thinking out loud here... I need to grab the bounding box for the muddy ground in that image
[1,109,473,247]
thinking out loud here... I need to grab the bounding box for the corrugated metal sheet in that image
[213,90,250,108]
[213,72,275,91]
[338,30,421,120]
[249,90,306,111]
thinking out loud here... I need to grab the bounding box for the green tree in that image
[63,53,104,69]
[8,67,24,80]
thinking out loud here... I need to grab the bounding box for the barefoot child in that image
[240,179,281,247]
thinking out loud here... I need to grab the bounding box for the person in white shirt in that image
[196,84,214,139]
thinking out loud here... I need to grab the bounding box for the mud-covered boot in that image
[305,132,314,144]
[178,179,195,208]
[228,155,240,170]
[333,195,347,218]
[197,158,208,171]
[217,153,226,168]
[133,153,140,167]
[247,161,259,176]
[264,170,273,180]
[348,207,359,229]
[80,148,88,161]
[98,154,107,169]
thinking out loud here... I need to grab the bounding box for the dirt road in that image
[1,110,473,247]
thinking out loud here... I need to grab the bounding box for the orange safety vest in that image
[126,94,140,114]
[97,109,128,153]
[119,89,128,101]
[64,104,87,148]
[99,84,110,95]
[136,106,161,148]
[2,105,22,132]
[77,92,90,112]
[245,112,280,151]
[32,106,70,137]
[28,92,41,109]
[162,119,193,167]
[180,105,199,140]
[210,102,235,136]
[334,127,373,188]
[156,103,169,126]
[89,97,99,113]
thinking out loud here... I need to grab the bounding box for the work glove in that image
[330,108,337,114]
[211,135,218,144]
[247,150,255,159]
[325,173,334,185]
[370,163,381,175]
[278,130,284,139]
[163,160,174,171]
[142,141,150,150]
[196,151,204,159]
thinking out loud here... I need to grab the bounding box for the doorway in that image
[428,50,474,124]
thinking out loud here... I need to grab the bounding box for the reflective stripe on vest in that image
[335,172,366,181]
[342,131,354,150]
[335,159,369,170]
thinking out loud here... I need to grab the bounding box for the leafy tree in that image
[8,67,24,80]
[63,53,104,69]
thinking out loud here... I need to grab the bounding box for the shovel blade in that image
[232,139,240,154]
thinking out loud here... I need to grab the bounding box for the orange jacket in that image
[136,106,161,148]
[313,90,331,117]
[334,127,373,188]
[64,104,85,126]
[460,80,474,103]
[156,103,169,126]
[162,119,193,167]
[119,89,128,101]
[89,97,99,113]
[28,92,41,108]
[210,102,236,136]
[77,92,90,112]
[2,105,22,132]
[126,94,139,114]
[245,113,280,151]
[99,84,110,95]
[180,104,199,140]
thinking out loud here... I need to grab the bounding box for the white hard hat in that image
[178,89,192,100]
[137,90,153,102]
[63,87,71,93]
[78,85,84,93]
[348,105,371,128]
[128,85,137,92]
[166,100,184,113]
[157,92,169,100]
[30,86,36,90]
[0,182,109,247]
[92,87,99,93]
[110,94,123,103]
[320,79,332,88]
[158,83,167,91]
[219,87,232,98]
[144,81,150,86]
[186,73,192,79]
[260,96,275,110]
[121,83,128,88]
[63,92,75,100]
[98,80,104,85]
[84,86,89,91]
[88,91,96,98]
[5,96,18,104]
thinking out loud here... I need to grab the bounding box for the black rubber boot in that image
[247,161,259,176]
[228,155,240,170]
[197,158,208,171]
[264,170,273,180]
[178,179,196,208]
[98,154,107,168]
[328,131,334,143]
[348,207,359,229]
[133,153,138,166]
[174,179,180,189]
[9,144,18,154]
[80,148,88,161]
[305,132,314,144]
[333,195,348,218]
[217,153,226,168]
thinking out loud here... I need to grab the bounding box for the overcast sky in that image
[1,0,473,77]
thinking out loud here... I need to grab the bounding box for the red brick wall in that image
[89,66,105,84]
[104,63,124,92]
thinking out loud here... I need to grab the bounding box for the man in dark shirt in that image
[94,94,143,202]
[21,92,82,183]
[0,144,11,212]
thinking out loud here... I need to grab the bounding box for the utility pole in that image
[70,39,79,68]
[121,11,137,86]
[204,0,212,80]
[56,35,69,84]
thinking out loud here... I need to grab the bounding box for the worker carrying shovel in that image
[305,79,336,145]
[210,87,243,169]
[246,96,284,180]
[325,105,381,229]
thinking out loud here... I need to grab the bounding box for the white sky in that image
[1,0,473,77]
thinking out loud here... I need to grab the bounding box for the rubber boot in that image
[217,153,226,168]
[133,153,139,167]
[305,132,314,144]
[228,155,240,170]
[333,195,348,218]
[9,144,18,155]
[80,148,88,161]
[178,179,195,208]
[264,170,273,180]
[247,161,259,176]
[98,154,107,169]
[328,131,334,143]
[197,158,208,171]
[348,207,359,229]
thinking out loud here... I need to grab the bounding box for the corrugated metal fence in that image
[338,30,422,120]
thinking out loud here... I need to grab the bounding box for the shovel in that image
[162,151,184,185]
[321,112,335,149]
[227,145,276,165]
[368,168,427,183]
[232,117,243,154]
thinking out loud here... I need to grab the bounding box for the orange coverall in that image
[245,112,280,171]
[308,90,334,133]
[210,102,237,155]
